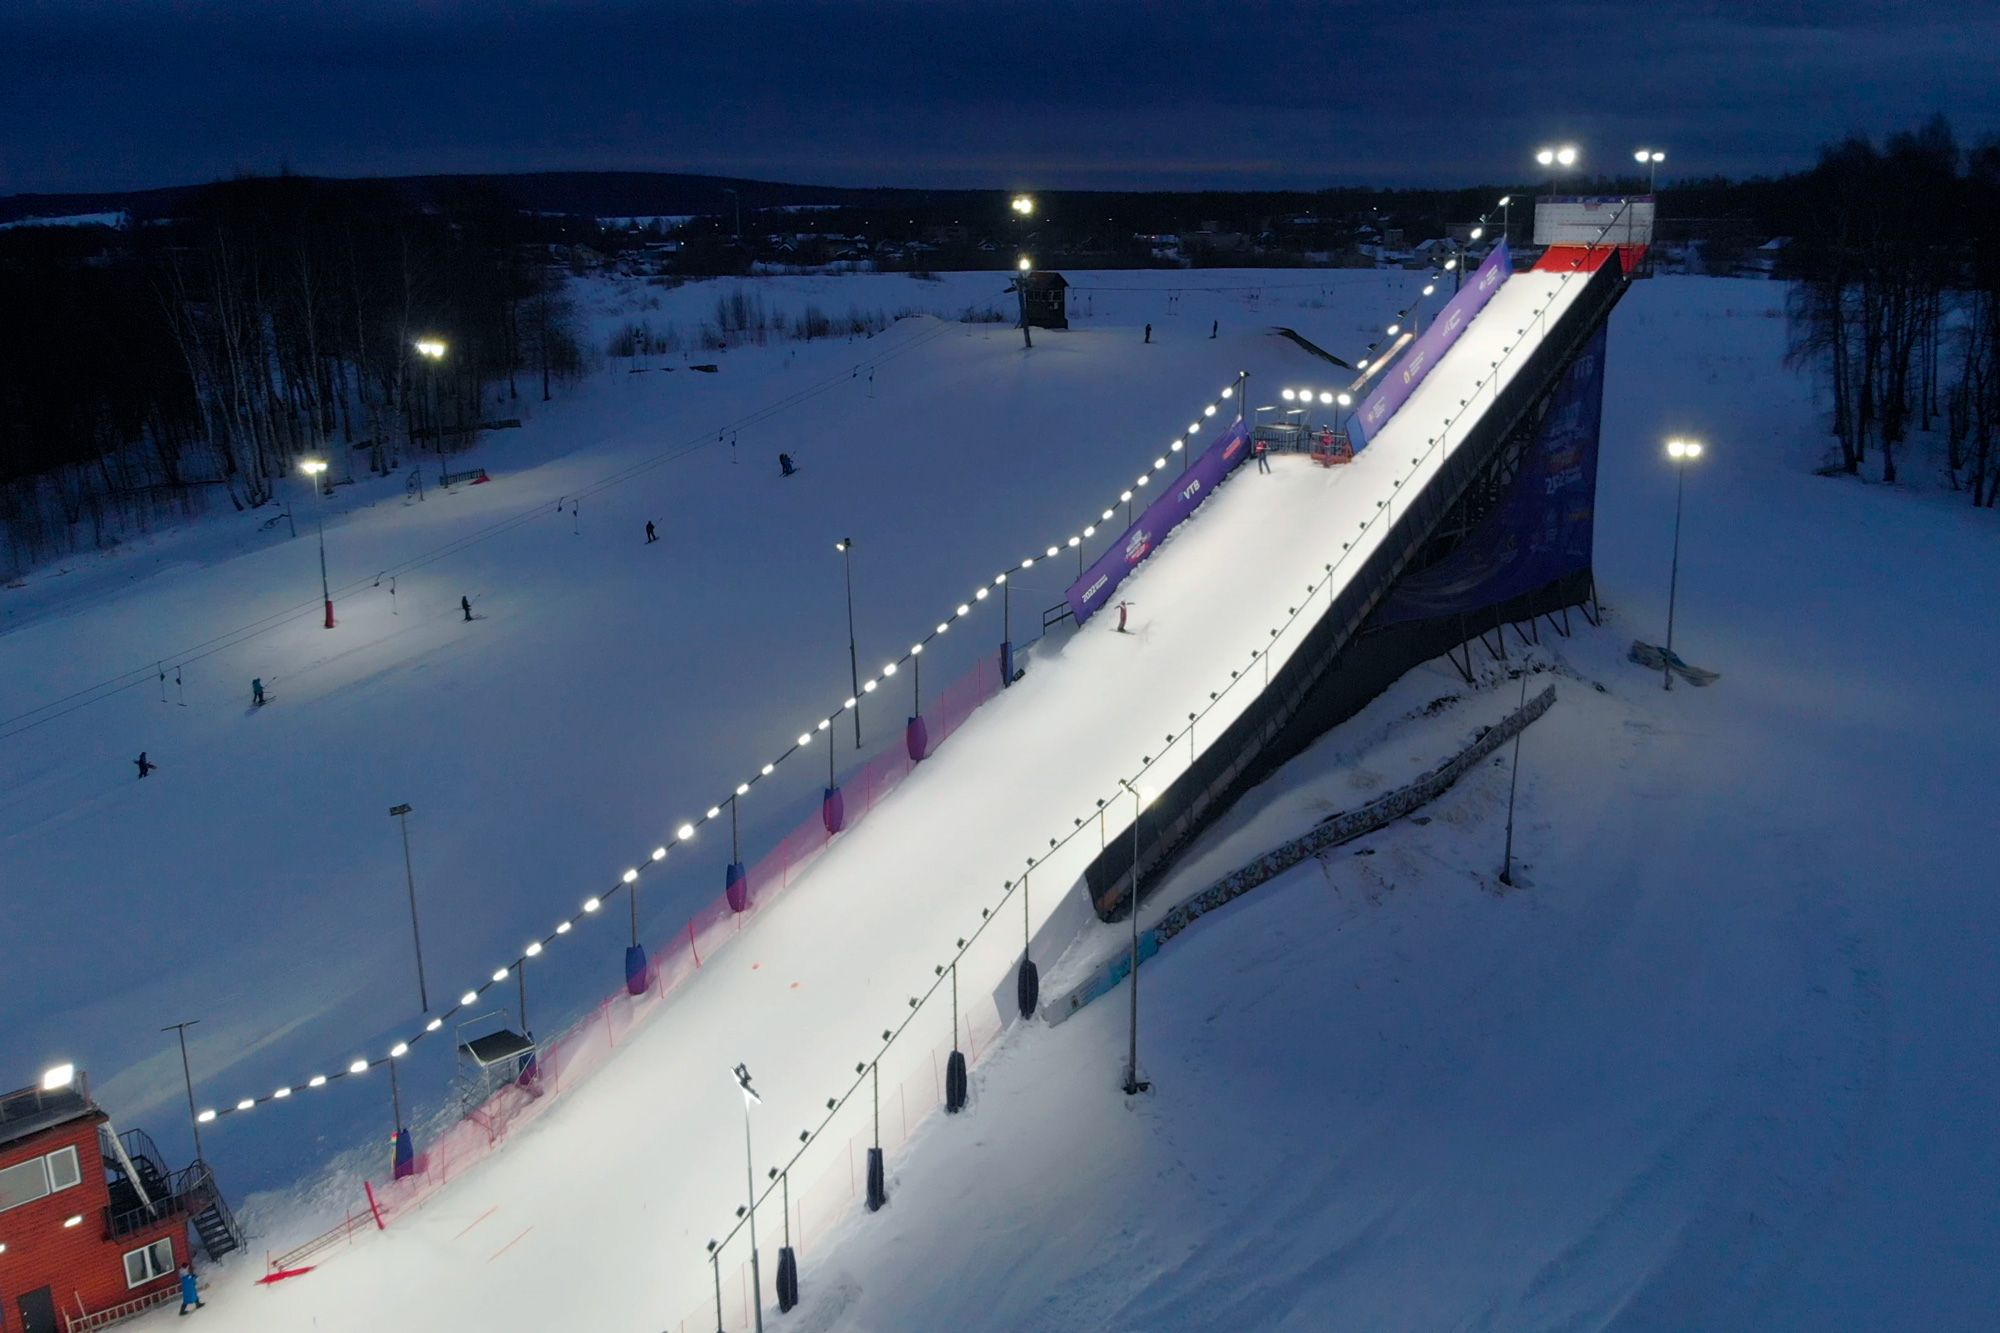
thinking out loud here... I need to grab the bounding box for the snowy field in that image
[7,265,1993,1330]
[1,273,1414,1231]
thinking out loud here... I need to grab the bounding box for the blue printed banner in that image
[1066,421,1251,625]
[1373,322,1606,623]
[1349,240,1512,451]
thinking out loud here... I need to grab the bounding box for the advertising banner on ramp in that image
[1373,322,1606,624]
[1066,421,1250,626]
[1349,240,1512,452]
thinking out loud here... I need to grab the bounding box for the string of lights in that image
[193,194,1635,1127]
[704,197,1645,1272]
[193,370,1253,1124]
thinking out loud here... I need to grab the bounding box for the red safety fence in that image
[349,652,1004,1236]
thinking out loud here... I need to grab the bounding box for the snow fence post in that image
[945,963,968,1113]
[865,1061,887,1212]
[776,1170,800,1313]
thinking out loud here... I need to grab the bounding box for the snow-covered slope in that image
[783,279,2000,1331]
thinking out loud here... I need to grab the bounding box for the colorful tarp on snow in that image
[1373,322,1606,623]
[1065,420,1251,626]
[1348,240,1512,451]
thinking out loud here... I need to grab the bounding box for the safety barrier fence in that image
[271,653,1001,1267]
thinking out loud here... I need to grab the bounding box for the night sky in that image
[4,0,1996,195]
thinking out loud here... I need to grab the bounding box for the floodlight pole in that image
[840,540,861,747]
[1665,461,1688,692]
[162,1020,203,1163]
[1500,670,1528,886]
[389,804,429,1012]
[734,1065,765,1333]
[1120,780,1148,1096]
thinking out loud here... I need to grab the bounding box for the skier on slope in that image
[645,520,658,544]
[1254,435,1272,474]
[1115,601,1133,634]
[134,752,156,779]
[178,1263,204,1315]
[1144,323,1152,345]
[779,453,797,477]
[461,595,473,623]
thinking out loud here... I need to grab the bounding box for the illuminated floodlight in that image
[461,990,479,1005]
[389,1042,409,1058]
[1319,392,1333,404]
[349,1059,369,1074]
[651,846,666,861]
[1018,256,1032,272]
[622,869,639,883]
[584,897,602,912]
[40,1064,74,1092]
[679,822,697,839]
[525,941,542,957]
[1282,388,1296,401]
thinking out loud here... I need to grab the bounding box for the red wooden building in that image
[0,1069,239,1332]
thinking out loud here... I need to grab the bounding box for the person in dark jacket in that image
[135,752,155,778]
[461,595,473,623]
[645,520,657,543]
[178,1264,204,1314]
[779,453,796,477]
[1144,323,1152,344]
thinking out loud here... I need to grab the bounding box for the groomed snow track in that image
[205,244,1635,1333]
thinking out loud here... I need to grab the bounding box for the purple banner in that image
[1373,322,1605,623]
[1349,240,1512,451]
[1066,421,1251,625]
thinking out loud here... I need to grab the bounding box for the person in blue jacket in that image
[179,1263,204,1315]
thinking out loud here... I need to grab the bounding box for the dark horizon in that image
[4,1,1997,198]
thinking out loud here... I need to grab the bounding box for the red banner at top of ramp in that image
[1348,241,1511,451]
[1534,244,1644,274]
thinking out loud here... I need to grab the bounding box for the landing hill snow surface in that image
[1,271,1991,1330]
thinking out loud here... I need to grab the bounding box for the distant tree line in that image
[0,176,582,573]
[1784,116,2000,501]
